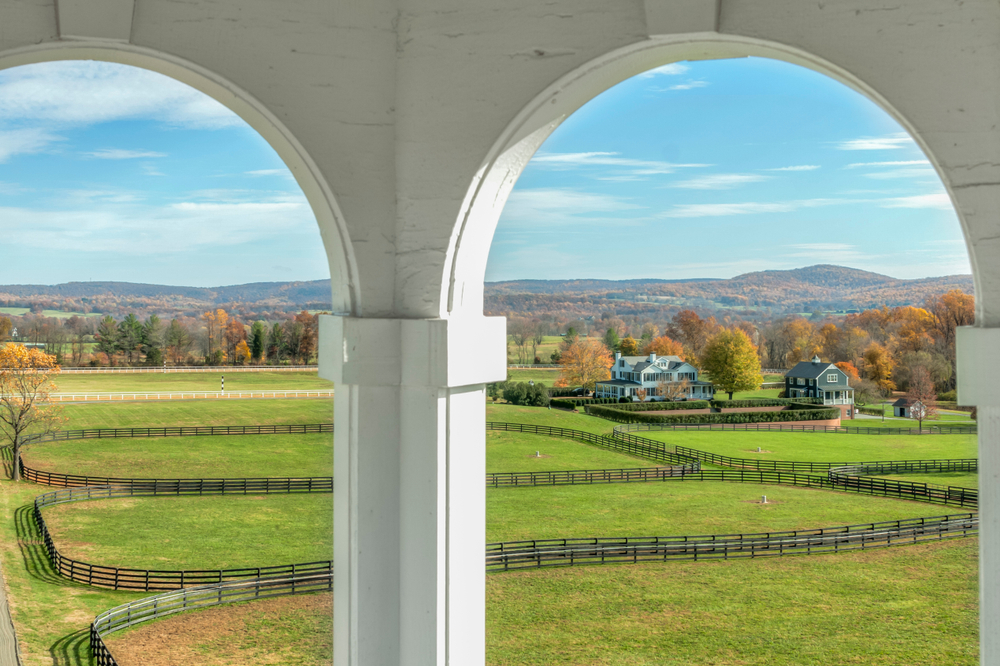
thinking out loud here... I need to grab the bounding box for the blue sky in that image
[0,61,327,287]
[0,58,969,288]
[485,57,969,282]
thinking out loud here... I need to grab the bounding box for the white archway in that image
[0,41,360,317]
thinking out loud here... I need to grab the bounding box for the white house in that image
[595,352,715,401]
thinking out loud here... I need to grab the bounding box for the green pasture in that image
[640,430,976,463]
[0,307,98,319]
[486,481,947,543]
[24,433,333,480]
[43,494,332,571]
[53,370,331,393]
[507,335,564,364]
[883,472,979,488]
[713,389,783,400]
[505,368,562,385]
[487,403,611,435]
[487,540,977,665]
[59,397,333,430]
[487,431,648,473]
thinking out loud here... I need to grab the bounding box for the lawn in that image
[640,430,976,463]
[486,481,948,543]
[52,370,332,394]
[24,433,333,480]
[487,540,977,665]
[506,368,563,385]
[59,398,333,429]
[713,389,783,400]
[487,431,649,473]
[487,403,613,435]
[0,307,98,319]
[42,494,333,571]
[883,472,979,488]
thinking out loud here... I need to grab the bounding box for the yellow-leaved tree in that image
[699,329,762,401]
[640,335,684,359]
[555,339,612,392]
[234,340,252,365]
[618,337,640,356]
[0,344,64,481]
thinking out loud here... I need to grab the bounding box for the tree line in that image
[0,309,322,367]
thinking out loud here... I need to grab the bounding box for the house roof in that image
[785,360,842,380]
[595,379,642,387]
[892,398,923,407]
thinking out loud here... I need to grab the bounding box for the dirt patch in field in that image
[526,453,552,459]
[106,593,332,666]
[742,499,785,505]
[744,449,773,454]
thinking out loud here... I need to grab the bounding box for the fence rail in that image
[24,422,333,446]
[486,513,977,571]
[59,366,318,374]
[614,422,977,435]
[91,570,333,666]
[33,485,332,591]
[43,389,334,402]
[488,466,688,487]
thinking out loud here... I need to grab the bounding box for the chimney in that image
[648,353,656,362]
[811,355,821,364]
[615,352,621,361]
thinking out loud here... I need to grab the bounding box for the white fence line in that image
[55,366,318,374]
[44,389,335,403]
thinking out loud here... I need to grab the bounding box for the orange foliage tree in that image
[640,335,684,359]
[0,344,64,481]
[555,339,612,391]
[834,361,860,383]
[862,343,896,393]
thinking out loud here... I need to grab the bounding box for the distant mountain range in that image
[484,265,974,319]
[0,265,975,321]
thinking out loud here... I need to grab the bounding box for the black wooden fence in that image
[33,485,332,591]
[23,422,333,446]
[91,570,333,666]
[614,422,977,435]
[485,513,978,571]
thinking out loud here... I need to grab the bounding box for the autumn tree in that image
[668,310,718,360]
[906,365,938,432]
[834,361,860,384]
[862,343,896,393]
[618,336,639,356]
[699,329,762,400]
[295,311,319,363]
[657,377,689,401]
[925,289,975,389]
[0,317,11,343]
[556,339,612,391]
[640,335,684,359]
[0,344,64,481]
[234,340,251,365]
[224,318,246,365]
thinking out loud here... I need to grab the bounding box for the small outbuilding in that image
[892,397,924,418]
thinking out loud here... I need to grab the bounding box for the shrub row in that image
[550,397,620,409]
[548,387,582,398]
[605,400,711,412]
[585,404,840,425]
[710,398,824,408]
[501,382,549,407]
[858,407,884,416]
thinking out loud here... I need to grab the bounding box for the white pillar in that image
[321,314,506,666]
[957,327,1000,666]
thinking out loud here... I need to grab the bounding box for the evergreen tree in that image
[250,321,267,363]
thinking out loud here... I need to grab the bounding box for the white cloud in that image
[639,63,689,78]
[530,151,708,177]
[665,81,709,91]
[499,188,644,228]
[835,133,915,150]
[766,165,820,172]
[245,169,287,177]
[880,193,953,210]
[668,173,769,190]
[660,198,854,218]
[142,165,165,177]
[864,167,937,180]
[85,149,166,159]
[0,128,61,162]
[846,160,929,168]
[0,61,242,129]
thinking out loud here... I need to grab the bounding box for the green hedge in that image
[585,404,840,425]
[858,407,884,416]
[710,398,824,408]
[606,400,710,412]
[550,397,619,409]
[548,387,582,398]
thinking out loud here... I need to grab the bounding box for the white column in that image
[957,327,1000,666]
[321,315,506,666]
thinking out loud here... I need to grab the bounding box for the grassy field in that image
[487,431,649,473]
[486,481,949,543]
[59,398,333,429]
[713,389,783,400]
[487,540,977,665]
[506,368,563,385]
[487,403,612,435]
[640,430,976,463]
[43,494,332,570]
[52,370,332,394]
[884,472,979,488]
[0,307,98,319]
[24,433,333,479]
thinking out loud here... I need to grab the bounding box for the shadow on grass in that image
[14,504,84,588]
[49,628,91,666]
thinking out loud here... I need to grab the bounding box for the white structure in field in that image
[595,352,714,401]
[2,2,1000,665]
